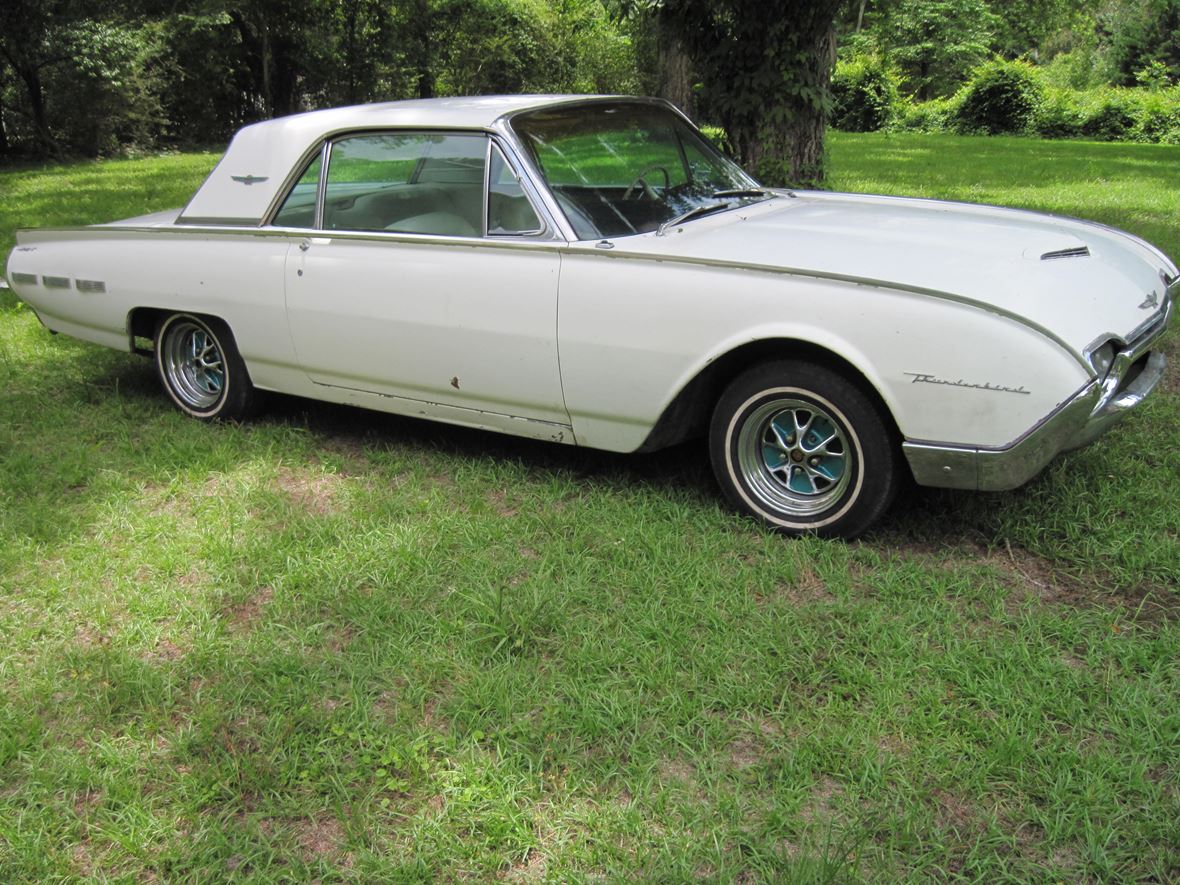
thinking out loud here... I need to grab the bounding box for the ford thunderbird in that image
[5,95,1175,537]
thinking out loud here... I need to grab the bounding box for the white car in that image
[6,95,1175,537]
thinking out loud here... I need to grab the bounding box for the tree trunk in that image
[0,86,9,155]
[15,61,52,151]
[261,22,273,116]
[658,22,694,117]
[725,22,836,186]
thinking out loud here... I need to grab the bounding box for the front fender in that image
[556,250,1089,453]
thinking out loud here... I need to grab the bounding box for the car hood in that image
[616,191,1176,357]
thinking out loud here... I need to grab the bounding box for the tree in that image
[657,0,844,185]
[880,0,997,99]
[1104,0,1180,85]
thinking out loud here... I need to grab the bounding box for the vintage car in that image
[6,95,1176,537]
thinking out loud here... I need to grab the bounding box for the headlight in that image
[1088,340,1117,380]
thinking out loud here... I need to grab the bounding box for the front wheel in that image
[709,361,901,539]
[154,313,257,420]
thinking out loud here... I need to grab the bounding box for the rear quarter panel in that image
[8,229,297,391]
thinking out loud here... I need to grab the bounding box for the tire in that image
[154,313,257,420]
[709,360,901,539]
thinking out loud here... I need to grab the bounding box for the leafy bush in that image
[953,58,1043,135]
[1079,90,1137,140]
[831,54,900,132]
[1131,90,1180,140]
[1034,87,1087,138]
[895,97,958,133]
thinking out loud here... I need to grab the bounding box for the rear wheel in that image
[154,313,256,420]
[709,360,901,538]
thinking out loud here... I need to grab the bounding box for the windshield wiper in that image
[655,188,780,236]
[656,202,735,236]
[711,188,774,199]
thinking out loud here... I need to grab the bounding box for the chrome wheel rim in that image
[736,397,853,517]
[162,320,225,410]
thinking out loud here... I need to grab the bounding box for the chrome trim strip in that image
[482,137,493,238]
[16,224,567,255]
[490,117,577,242]
[314,140,330,230]
[10,272,37,285]
[486,137,548,238]
[566,244,1086,367]
[75,279,106,293]
[42,275,71,289]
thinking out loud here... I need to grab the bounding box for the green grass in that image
[1,133,1178,882]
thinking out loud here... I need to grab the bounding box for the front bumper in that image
[904,291,1173,492]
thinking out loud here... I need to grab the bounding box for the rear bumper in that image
[904,292,1172,492]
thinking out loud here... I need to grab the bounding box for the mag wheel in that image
[710,360,901,538]
[155,313,256,420]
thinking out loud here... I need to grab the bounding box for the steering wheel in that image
[623,164,671,200]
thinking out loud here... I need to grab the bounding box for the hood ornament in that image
[1139,290,1160,310]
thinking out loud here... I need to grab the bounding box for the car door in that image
[279,131,570,430]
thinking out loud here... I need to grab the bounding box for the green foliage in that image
[895,96,959,132]
[953,58,1043,134]
[0,0,644,160]
[878,0,999,100]
[831,54,901,132]
[53,20,168,157]
[1104,0,1180,86]
[901,77,1180,144]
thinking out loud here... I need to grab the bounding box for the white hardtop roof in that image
[179,94,620,225]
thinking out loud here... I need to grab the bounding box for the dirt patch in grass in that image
[658,758,698,792]
[274,466,344,515]
[985,542,1180,625]
[503,848,546,882]
[294,815,352,867]
[801,775,844,824]
[226,586,274,632]
[488,489,519,518]
[144,637,184,663]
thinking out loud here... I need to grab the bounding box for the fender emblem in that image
[1138,291,1159,310]
[231,174,269,185]
[905,372,1031,395]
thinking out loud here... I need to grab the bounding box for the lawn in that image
[0,133,1177,882]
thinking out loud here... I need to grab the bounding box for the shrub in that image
[1034,87,1086,139]
[831,54,900,132]
[1079,90,1137,141]
[1131,88,1180,141]
[895,97,957,133]
[953,58,1043,135]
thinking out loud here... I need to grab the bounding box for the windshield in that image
[510,101,766,240]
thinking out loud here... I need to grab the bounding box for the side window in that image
[488,143,542,235]
[323,132,486,237]
[272,150,322,228]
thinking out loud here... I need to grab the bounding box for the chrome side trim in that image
[42,275,71,289]
[75,279,107,293]
[568,244,1086,368]
[10,272,38,285]
[14,224,567,256]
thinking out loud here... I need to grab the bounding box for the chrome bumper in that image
[904,295,1172,492]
